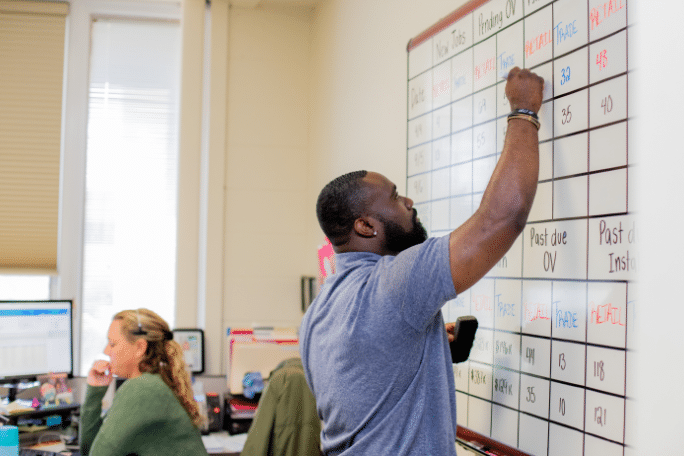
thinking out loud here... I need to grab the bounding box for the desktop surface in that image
[16,431,244,456]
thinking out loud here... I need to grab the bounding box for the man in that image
[299,67,544,456]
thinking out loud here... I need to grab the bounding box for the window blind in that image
[80,18,180,375]
[0,1,68,272]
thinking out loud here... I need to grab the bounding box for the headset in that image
[131,308,148,336]
[131,308,173,340]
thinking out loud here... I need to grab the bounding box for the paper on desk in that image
[201,431,248,453]
[29,440,67,452]
[0,400,35,415]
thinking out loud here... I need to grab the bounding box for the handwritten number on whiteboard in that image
[414,150,424,167]
[560,66,571,86]
[413,180,423,196]
[593,360,605,381]
[601,96,613,115]
[596,50,608,70]
[526,386,536,403]
[561,105,572,125]
[559,397,566,416]
[476,132,486,149]
[595,407,607,426]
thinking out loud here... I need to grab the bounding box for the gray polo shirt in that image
[300,235,458,456]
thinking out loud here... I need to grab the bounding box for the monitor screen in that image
[0,300,73,381]
[173,328,204,375]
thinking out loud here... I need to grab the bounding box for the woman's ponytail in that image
[113,309,203,428]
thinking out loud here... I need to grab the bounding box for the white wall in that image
[633,0,684,453]
[221,5,313,331]
[306,0,468,255]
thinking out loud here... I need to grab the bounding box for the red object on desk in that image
[229,397,257,412]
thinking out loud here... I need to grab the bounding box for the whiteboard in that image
[406,0,633,455]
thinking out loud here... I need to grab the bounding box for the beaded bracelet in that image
[507,113,541,130]
[509,108,539,119]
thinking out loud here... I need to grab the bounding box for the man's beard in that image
[379,209,428,254]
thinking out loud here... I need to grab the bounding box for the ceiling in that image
[229,0,322,7]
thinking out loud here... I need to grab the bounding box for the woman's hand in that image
[87,359,113,387]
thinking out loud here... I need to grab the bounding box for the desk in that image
[7,403,79,424]
[18,432,242,456]
[6,403,79,449]
[11,406,243,455]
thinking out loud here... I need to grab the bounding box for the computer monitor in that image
[0,300,73,401]
[173,328,204,375]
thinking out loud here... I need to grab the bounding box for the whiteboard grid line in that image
[489,349,627,376]
[408,68,628,128]
[408,22,627,87]
[412,201,630,224]
[517,234,524,450]
[621,284,629,452]
[408,25,627,85]
[407,115,628,152]
[460,383,627,408]
[406,153,629,181]
[408,0,568,80]
[456,390,628,447]
[622,7,631,451]
[486,332,629,354]
[491,28,499,445]
[459,376,628,408]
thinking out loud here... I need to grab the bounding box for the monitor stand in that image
[2,379,37,403]
[6,384,19,402]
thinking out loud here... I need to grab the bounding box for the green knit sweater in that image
[79,373,208,456]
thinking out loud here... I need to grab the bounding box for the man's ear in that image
[353,217,377,238]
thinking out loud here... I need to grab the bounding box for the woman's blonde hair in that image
[113,308,203,428]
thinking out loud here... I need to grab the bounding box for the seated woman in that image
[80,308,208,456]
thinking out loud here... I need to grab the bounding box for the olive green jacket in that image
[241,358,321,456]
[80,373,208,456]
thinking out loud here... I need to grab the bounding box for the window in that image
[80,18,181,375]
[0,276,50,300]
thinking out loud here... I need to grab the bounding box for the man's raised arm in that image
[448,67,544,294]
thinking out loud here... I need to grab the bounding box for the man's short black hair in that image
[316,170,368,246]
